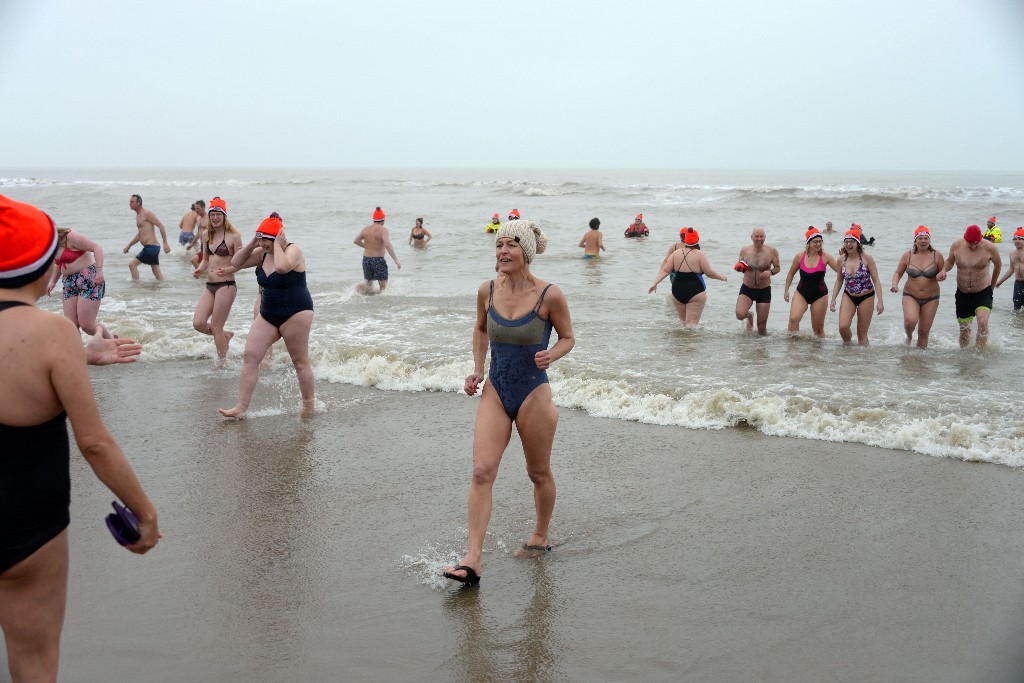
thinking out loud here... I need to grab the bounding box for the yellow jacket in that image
[984,224,1002,243]
[485,221,501,233]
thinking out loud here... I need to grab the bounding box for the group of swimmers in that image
[581,215,1021,349]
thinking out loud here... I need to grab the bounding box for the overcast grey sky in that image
[2,0,1022,171]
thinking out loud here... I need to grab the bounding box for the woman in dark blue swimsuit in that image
[0,195,159,682]
[443,220,575,586]
[218,213,315,419]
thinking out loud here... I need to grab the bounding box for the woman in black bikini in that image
[890,225,946,349]
[192,197,242,364]
[0,195,159,682]
[649,227,728,326]
[408,217,432,248]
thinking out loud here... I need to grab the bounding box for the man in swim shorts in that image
[179,203,198,247]
[354,206,401,293]
[735,227,780,335]
[123,194,171,281]
[995,227,1024,311]
[945,224,1002,349]
[578,218,605,258]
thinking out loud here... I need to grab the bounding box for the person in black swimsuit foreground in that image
[192,197,243,364]
[218,213,315,419]
[649,227,728,326]
[890,225,947,349]
[443,220,575,586]
[0,194,160,683]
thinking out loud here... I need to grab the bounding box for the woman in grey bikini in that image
[191,197,242,364]
[890,225,946,349]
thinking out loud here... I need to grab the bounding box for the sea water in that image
[4,168,1023,465]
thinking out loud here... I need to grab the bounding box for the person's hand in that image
[783,290,790,302]
[122,245,129,254]
[192,268,202,279]
[829,299,837,313]
[85,331,142,366]
[535,350,552,370]
[126,519,161,555]
[890,285,898,293]
[648,283,658,294]
[396,261,402,270]
[163,243,171,254]
[276,230,287,248]
[759,270,772,286]
[876,299,884,315]
[464,372,484,396]
[94,269,105,286]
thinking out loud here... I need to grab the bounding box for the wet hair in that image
[190,203,195,211]
[195,199,206,208]
[589,218,600,229]
[131,194,142,205]
[416,217,423,225]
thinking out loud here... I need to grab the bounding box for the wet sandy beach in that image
[27,360,1024,682]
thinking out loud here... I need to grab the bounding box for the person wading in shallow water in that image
[443,219,575,586]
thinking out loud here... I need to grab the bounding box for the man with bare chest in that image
[995,227,1024,311]
[945,224,1002,349]
[123,194,170,281]
[735,227,780,335]
[354,206,401,293]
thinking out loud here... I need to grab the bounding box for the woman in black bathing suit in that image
[192,197,242,364]
[0,196,159,683]
[408,217,432,248]
[649,228,728,326]
[783,227,839,337]
[890,225,947,349]
[218,213,315,419]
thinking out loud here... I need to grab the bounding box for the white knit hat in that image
[495,219,547,263]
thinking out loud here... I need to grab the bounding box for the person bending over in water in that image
[890,225,946,349]
[218,213,315,418]
[649,227,728,326]
[47,226,115,340]
[783,227,839,337]
[443,219,574,587]
[0,195,159,683]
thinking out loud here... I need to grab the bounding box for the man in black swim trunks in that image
[123,194,171,281]
[735,227,780,335]
[945,224,1002,349]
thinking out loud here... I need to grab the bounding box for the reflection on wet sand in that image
[442,558,563,682]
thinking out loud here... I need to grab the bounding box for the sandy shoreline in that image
[29,360,1024,682]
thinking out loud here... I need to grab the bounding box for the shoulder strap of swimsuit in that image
[488,280,494,308]
[533,284,554,312]
[0,301,31,313]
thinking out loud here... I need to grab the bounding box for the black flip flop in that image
[443,565,481,586]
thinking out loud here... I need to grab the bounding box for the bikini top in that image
[842,255,873,294]
[54,246,86,268]
[411,229,425,240]
[905,254,939,279]
[205,233,230,257]
[486,281,553,346]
